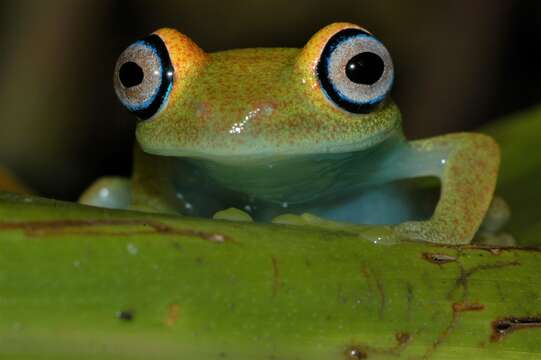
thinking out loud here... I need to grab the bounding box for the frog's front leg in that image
[79,177,131,209]
[395,133,499,244]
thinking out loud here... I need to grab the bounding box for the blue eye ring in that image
[317,28,394,114]
[114,34,174,120]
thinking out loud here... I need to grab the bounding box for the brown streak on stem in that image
[465,245,541,253]
[0,219,232,243]
[491,317,541,342]
[422,252,457,265]
[453,302,485,312]
[425,261,519,359]
[165,303,180,327]
[361,265,385,319]
[449,261,520,300]
[425,306,459,359]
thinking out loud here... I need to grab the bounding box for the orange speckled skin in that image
[396,133,500,243]
[138,24,400,160]
[82,23,500,245]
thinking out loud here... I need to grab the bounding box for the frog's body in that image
[81,23,500,244]
[130,131,433,224]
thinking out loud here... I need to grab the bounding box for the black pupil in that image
[119,61,144,88]
[345,52,385,85]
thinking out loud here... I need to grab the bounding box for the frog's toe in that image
[393,220,427,241]
[473,196,514,247]
[479,196,511,234]
[213,208,253,222]
[394,220,462,244]
[79,177,131,209]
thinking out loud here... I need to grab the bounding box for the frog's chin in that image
[139,126,403,165]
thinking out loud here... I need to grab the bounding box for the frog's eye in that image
[113,34,174,120]
[317,28,394,114]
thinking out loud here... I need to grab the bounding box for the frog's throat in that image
[140,124,403,164]
[166,130,407,207]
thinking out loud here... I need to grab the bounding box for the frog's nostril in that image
[119,61,144,88]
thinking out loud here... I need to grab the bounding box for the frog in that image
[80,23,500,245]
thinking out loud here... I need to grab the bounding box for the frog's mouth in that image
[139,121,403,166]
[137,100,402,163]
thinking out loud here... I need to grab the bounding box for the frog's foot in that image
[394,220,459,244]
[392,214,515,246]
[273,213,399,245]
[79,177,131,209]
[473,196,515,247]
[213,208,253,222]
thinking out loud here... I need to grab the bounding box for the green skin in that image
[80,23,500,245]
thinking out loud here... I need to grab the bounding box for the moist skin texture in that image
[80,23,500,245]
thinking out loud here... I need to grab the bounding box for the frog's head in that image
[114,23,401,162]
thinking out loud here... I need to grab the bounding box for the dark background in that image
[0,0,540,200]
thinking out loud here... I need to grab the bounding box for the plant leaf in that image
[0,192,540,359]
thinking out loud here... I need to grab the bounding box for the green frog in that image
[80,23,500,244]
